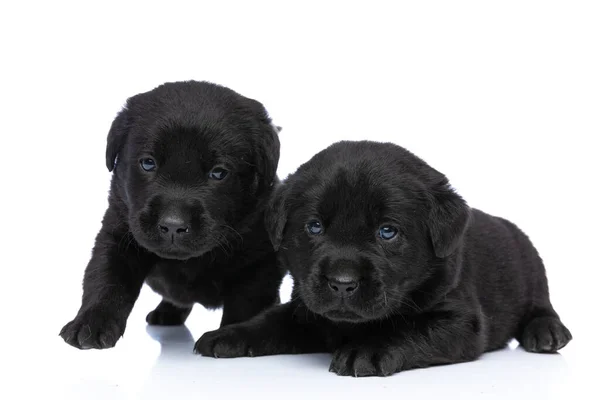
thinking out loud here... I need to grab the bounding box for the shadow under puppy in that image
[196,140,572,377]
[60,81,284,350]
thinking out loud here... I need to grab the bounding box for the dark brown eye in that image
[209,167,229,180]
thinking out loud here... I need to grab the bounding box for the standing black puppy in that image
[196,141,572,377]
[60,81,284,350]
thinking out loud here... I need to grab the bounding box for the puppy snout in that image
[327,274,359,296]
[158,214,190,235]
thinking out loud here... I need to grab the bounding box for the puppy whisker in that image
[221,224,243,243]
[214,233,234,257]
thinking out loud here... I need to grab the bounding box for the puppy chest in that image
[145,263,223,308]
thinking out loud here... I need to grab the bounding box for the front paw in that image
[146,308,189,326]
[520,316,572,353]
[330,343,403,377]
[60,309,124,350]
[194,326,256,358]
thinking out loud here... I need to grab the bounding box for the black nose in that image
[158,214,189,235]
[328,275,359,295]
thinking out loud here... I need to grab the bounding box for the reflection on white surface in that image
[13,284,585,400]
[139,325,574,400]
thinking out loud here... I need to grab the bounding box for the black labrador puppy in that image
[60,81,284,350]
[196,140,572,377]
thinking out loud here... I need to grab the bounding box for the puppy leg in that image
[517,254,572,352]
[220,257,284,327]
[220,292,280,327]
[60,209,152,349]
[146,300,193,326]
[195,301,327,358]
[330,308,485,377]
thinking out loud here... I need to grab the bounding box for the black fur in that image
[60,81,284,350]
[196,141,572,377]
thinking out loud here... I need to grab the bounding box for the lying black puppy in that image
[196,140,572,377]
[60,81,284,350]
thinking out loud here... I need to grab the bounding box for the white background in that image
[1,1,599,399]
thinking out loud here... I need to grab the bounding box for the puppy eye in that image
[140,158,156,172]
[208,167,229,180]
[378,226,398,240]
[306,220,324,235]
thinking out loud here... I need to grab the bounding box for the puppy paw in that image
[146,308,190,326]
[520,316,572,353]
[330,344,403,377]
[60,310,124,350]
[194,326,256,358]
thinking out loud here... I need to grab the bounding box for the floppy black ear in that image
[105,109,129,172]
[246,96,281,194]
[255,123,281,193]
[427,181,471,258]
[265,183,290,251]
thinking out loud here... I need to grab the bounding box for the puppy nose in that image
[158,214,189,235]
[328,275,359,295]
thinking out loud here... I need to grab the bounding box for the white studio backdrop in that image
[0,1,598,399]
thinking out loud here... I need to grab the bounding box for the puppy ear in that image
[246,97,281,193]
[256,122,281,192]
[105,109,129,172]
[427,180,471,258]
[265,183,289,251]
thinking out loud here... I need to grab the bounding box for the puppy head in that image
[267,141,469,323]
[106,81,280,260]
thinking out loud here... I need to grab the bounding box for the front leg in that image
[219,255,284,327]
[195,301,327,357]
[60,208,152,349]
[330,308,485,377]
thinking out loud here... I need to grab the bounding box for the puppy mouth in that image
[132,228,216,261]
[323,308,364,322]
[153,250,193,260]
[303,287,390,323]
[153,241,224,260]
[316,297,368,322]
